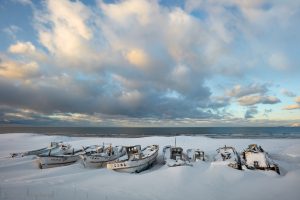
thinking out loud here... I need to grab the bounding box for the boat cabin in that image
[217,146,236,161]
[194,150,205,161]
[246,144,264,152]
[170,147,183,160]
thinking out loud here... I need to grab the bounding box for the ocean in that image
[1,126,300,138]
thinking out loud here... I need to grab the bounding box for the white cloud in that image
[8,41,35,54]
[35,0,96,66]
[99,0,156,26]
[8,41,46,61]
[48,0,92,40]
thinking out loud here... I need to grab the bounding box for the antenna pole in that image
[175,137,176,147]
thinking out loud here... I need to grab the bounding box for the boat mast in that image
[175,137,176,147]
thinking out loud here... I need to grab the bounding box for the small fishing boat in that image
[10,142,63,158]
[187,149,206,162]
[214,146,242,170]
[81,144,126,168]
[241,144,280,174]
[163,145,190,167]
[106,145,159,173]
[36,144,86,169]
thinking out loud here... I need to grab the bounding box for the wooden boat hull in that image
[37,155,80,169]
[81,153,125,168]
[107,147,158,173]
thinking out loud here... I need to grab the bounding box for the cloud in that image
[281,89,296,97]
[99,0,156,26]
[290,122,300,127]
[118,90,144,109]
[0,0,299,126]
[238,95,280,106]
[227,83,268,98]
[48,112,103,124]
[34,0,97,66]
[125,48,149,68]
[2,25,21,39]
[8,41,46,61]
[283,104,300,110]
[263,109,272,117]
[268,52,289,70]
[224,83,280,106]
[244,106,258,119]
[8,41,36,54]
[0,59,39,79]
[282,96,300,110]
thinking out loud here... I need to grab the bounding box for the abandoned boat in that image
[36,144,86,169]
[81,144,126,168]
[10,142,63,158]
[214,146,242,170]
[106,145,159,173]
[241,144,280,174]
[187,149,206,162]
[163,145,190,167]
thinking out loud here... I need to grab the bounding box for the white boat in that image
[241,144,280,174]
[36,144,86,169]
[163,145,190,167]
[106,145,159,173]
[187,149,206,162]
[81,145,126,168]
[214,145,242,170]
[10,142,62,158]
[37,154,81,169]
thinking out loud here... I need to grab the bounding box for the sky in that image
[0,0,299,127]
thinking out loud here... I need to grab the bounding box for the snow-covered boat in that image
[81,144,126,168]
[36,144,86,169]
[187,149,206,162]
[241,144,280,174]
[214,146,242,170]
[163,145,190,167]
[10,142,62,158]
[106,145,159,173]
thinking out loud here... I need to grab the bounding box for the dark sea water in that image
[1,127,300,138]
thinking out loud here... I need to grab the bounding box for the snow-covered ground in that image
[1,133,300,200]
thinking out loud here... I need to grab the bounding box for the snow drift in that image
[0,133,300,200]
